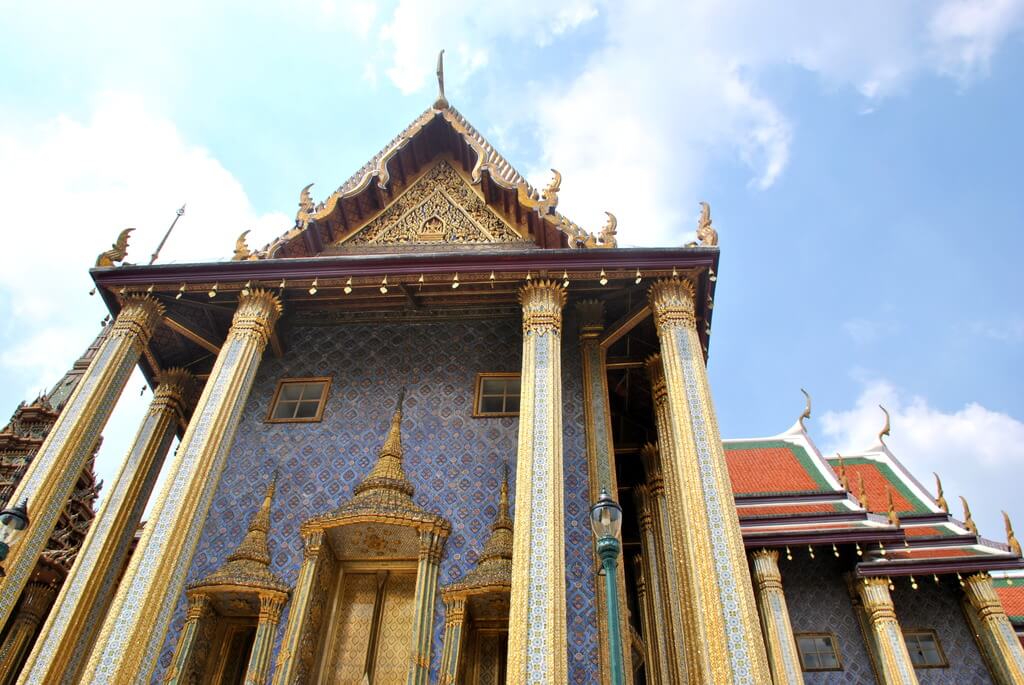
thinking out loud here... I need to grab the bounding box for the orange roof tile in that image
[994,581,1024,621]
[738,503,843,518]
[834,460,931,514]
[725,441,831,495]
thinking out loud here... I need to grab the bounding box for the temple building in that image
[1,69,1023,685]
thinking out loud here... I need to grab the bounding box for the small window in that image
[795,633,842,671]
[904,630,947,668]
[267,377,330,423]
[474,373,521,416]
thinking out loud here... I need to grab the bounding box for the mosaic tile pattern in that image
[152,317,598,683]
[892,581,991,685]
[783,556,878,684]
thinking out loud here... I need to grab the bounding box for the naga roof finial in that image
[933,472,949,513]
[798,388,812,430]
[960,496,978,536]
[434,49,449,109]
[1004,511,1022,556]
[233,230,252,261]
[297,183,315,222]
[96,228,134,267]
[878,404,891,447]
[696,201,718,246]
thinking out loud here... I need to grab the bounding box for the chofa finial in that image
[887,488,900,527]
[233,230,252,261]
[857,473,869,510]
[878,405,891,447]
[96,228,134,267]
[960,496,978,536]
[1004,511,1022,556]
[297,183,315,222]
[933,473,949,513]
[434,49,449,109]
[798,388,812,430]
[696,201,718,246]
[835,453,849,491]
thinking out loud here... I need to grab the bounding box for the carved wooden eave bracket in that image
[251,103,618,259]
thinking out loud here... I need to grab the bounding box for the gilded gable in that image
[341,160,526,247]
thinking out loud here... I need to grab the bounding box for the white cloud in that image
[819,376,1024,544]
[369,0,1024,243]
[0,92,289,502]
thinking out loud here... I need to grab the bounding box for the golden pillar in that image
[635,485,673,685]
[962,573,1024,684]
[0,295,164,629]
[631,556,659,685]
[163,594,212,685]
[577,299,633,685]
[438,598,466,685]
[409,530,445,685]
[245,594,287,685]
[749,549,803,685]
[272,529,325,684]
[647,278,771,684]
[82,289,282,683]
[508,280,567,685]
[0,581,57,685]
[854,577,919,685]
[20,369,194,684]
[640,443,688,684]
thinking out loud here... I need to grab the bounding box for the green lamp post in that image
[591,488,625,685]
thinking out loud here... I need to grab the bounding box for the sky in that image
[0,1,1022,542]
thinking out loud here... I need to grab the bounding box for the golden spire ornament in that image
[960,496,978,536]
[1004,511,1021,556]
[933,472,949,513]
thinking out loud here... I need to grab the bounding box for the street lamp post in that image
[591,488,625,685]
[0,499,30,577]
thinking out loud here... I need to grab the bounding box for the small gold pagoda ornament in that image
[960,496,978,536]
[933,472,949,513]
[233,230,252,261]
[95,228,134,267]
[1003,511,1021,556]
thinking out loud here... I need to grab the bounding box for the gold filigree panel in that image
[472,630,508,685]
[327,573,376,683]
[342,160,523,246]
[329,522,418,559]
[373,572,416,683]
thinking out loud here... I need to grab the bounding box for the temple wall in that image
[890,581,990,685]
[151,316,598,683]
[782,556,877,684]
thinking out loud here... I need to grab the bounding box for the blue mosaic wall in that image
[783,556,877,684]
[891,581,991,685]
[152,316,598,683]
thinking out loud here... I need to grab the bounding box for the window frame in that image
[794,632,844,672]
[266,376,332,424]
[903,628,949,669]
[472,372,522,417]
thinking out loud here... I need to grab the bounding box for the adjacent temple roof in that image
[722,395,1024,578]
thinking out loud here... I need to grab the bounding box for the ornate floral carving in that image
[519,280,566,336]
[648,278,697,332]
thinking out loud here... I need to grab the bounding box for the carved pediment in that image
[340,160,526,247]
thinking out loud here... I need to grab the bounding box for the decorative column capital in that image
[857,577,898,621]
[575,299,605,340]
[644,354,666,401]
[185,593,212,622]
[258,593,286,623]
[111,294,165,344]
[647,278,696,333]
[635,485,654,533]
[419,529,446,563]
[15,581,58,624]
[444,598,466,625]
[231,289,284,346]
[750,548,784,592]
[150,368,197,417]
[963,573,1002,615]
[301,528,324,559]
[519,280,567,335]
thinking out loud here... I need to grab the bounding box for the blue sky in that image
[1,1,1022,541]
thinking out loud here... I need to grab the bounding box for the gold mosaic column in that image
[244,593,286,685]
[635,485,673,685]
[0,581,57,685]
[19,369,194,685]
[631,556,660,685]
[645,357,701,684]
[82,289,282,683]
[508,280,567,685]
[749,549,803,685]
[962,573,1024,684]
[163,594,212,685]
[855,578,919,685]
[438,598,466,685]
[409,530,445,685]
[577,299,633,685]
[640,442,688,685]
[272,529,325,684]
[648,278,771,684]
[0,295,163,629]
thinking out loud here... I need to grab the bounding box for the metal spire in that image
[148,204,186,265]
